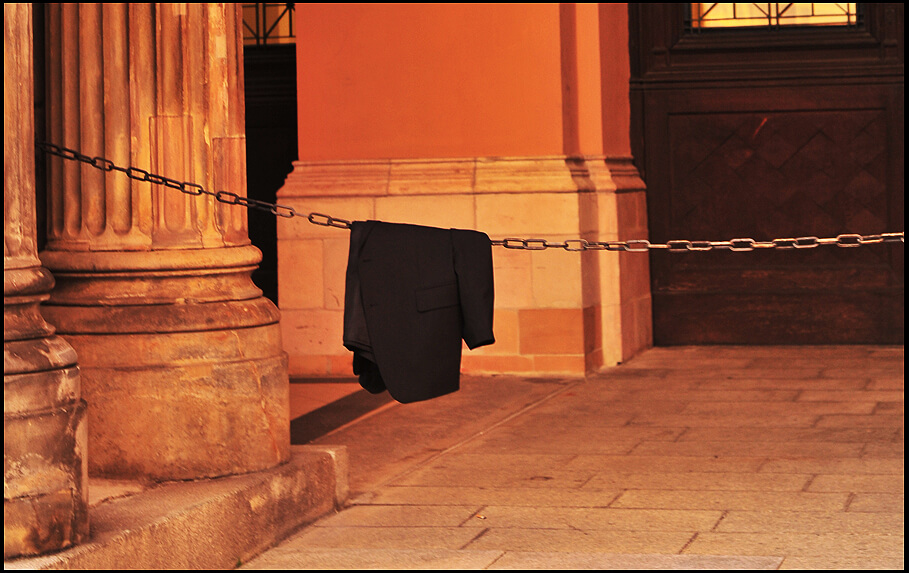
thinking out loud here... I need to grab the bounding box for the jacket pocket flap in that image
[416,283,459,312]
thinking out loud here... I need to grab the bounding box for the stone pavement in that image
[241,345,904,570]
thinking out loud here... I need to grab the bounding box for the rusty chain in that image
[37,141,904,252]
[36,141,353,229]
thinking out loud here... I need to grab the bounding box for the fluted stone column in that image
[40,3,289,480]
[4,3,89,558]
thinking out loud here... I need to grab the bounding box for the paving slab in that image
[242,548,786,570]
[489,551,784,570]
[241,346,904,570]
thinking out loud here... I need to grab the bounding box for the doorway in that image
[629,3,904,344]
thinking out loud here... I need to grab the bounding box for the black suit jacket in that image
[343,220,495,403]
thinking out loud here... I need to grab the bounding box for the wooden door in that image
[629,3,904,344]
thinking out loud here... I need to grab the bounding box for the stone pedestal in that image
[39,248,289,480]
[40,3,289,480]
[4,3,89,558]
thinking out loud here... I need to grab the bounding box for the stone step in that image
[4,446,347,570]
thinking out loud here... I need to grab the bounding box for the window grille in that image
[688,3,860,30]
[243,3,295,45]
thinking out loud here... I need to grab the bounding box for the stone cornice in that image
[278,155,639,198]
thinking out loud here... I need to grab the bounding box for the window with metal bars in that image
[687,3,861,31]
[242,3,295,45]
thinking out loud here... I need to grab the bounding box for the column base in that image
[4,266,89,559]
[39,246,290,480]
[4,401,89,559]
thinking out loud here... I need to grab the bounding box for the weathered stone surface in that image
[39,248,266,306]
[38,255,292,479]
[4,403,89,558]
[4,446,347,570]
[3,367,80,416]
[39,4,291,481]
[4,3,88,559]
[76,345,289,480]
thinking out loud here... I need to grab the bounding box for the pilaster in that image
[600,2,653,363]
[280,3,651,377]
[278,155,618,376]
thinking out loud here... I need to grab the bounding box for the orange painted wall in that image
[559,3,605,157]
[280,4,652,377]
[598,3,632,157]
[295,3,564,161]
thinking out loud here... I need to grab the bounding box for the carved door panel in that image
[630,4,904,344]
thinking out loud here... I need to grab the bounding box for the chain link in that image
[490,233,903,252]
[36,141,903,251]
[35,141,350,229]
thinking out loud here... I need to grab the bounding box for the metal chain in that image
[35,141,352,229]
[491,233,904,252]
[36,141,904,251]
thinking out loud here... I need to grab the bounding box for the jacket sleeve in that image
[451,229,495,350]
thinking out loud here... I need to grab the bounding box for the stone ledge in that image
[4,445,348,570]
[280,155,615,197]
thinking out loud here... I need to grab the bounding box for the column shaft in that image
[4,3,88,558]
[40,3,289,480]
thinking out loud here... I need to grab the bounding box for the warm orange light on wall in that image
[294,3,565,161]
